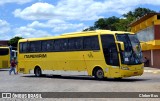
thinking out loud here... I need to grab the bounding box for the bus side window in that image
[90,36,100,50]
[83,36,99,50]
[41,41,47,52]
[75,38,83,50]
[22,42,29,53]
[61,39,68,51]
[54,39,61,51]
[19,43,23,53]
[42,40,54,52]
[68,37,83,51]
[83,36,92,50]
[53,39,68,51]
[68,38,75,50]
[29,41,41,52]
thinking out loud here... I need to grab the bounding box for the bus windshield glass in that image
[0,48,9,55]
[116,34,143,65]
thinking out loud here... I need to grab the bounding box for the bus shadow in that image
[22,75,149,82]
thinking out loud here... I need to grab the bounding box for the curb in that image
[144,70,160,74]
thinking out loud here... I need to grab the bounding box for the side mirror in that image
[116,41,124,51]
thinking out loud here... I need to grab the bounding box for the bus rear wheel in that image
[94,69,104,80]
[35,67,42,77]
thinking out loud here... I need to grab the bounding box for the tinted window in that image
[22,42,29,53]
[0,48,9,55]
[54,39,68,51]
[101,35,119,66]
[157,15,160,20]
[19,42,29,53]
[68,37,83,50]
[42,40,54,52]
[83,36,100,50]
[54,39,61,51]
[19,36,100,53]
[61,39,68,51]
[29,41,41,52]
[19,43,23,53]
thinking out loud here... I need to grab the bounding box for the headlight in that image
[121,66,129,70]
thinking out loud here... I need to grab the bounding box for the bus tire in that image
[94,68,104,80]
[34,67,42,77]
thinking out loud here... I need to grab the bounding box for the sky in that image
[0,0,160,40]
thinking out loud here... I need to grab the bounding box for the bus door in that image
[101,35,120,78]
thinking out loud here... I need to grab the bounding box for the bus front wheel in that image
[94,68,104,80]
[34,67,42,77]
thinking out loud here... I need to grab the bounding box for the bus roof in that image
[61,30,111,35]
[18,30,134,42]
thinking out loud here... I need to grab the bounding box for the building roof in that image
[0,40,9,46]
[129,13,160,27]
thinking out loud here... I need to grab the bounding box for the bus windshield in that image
[116,34,143,65]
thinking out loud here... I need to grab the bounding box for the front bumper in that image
[120,69,144,77]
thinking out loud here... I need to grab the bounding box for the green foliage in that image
[123,7,156,18]
[94,18,106,29]
[95,16,120,30]
[83,7,156,32]
[114,19,129,31]
[8,36,23,48]
[83,26,95,31]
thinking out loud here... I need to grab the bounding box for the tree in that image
[83,7,156,32]
[122,7,156,31]
[94,18,107,29]
[114,19,129,31]
[94,16,120,30]
[8,36,23,48]
[83,26,95,31]
[123,7,156,19]
[83,16,120,31]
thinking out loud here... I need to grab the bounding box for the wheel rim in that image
[96,69,104,79]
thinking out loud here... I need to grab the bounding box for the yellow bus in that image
[0,47,10,68]
[18,30,144,79]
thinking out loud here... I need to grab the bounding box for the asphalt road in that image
[0,69,160,100]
